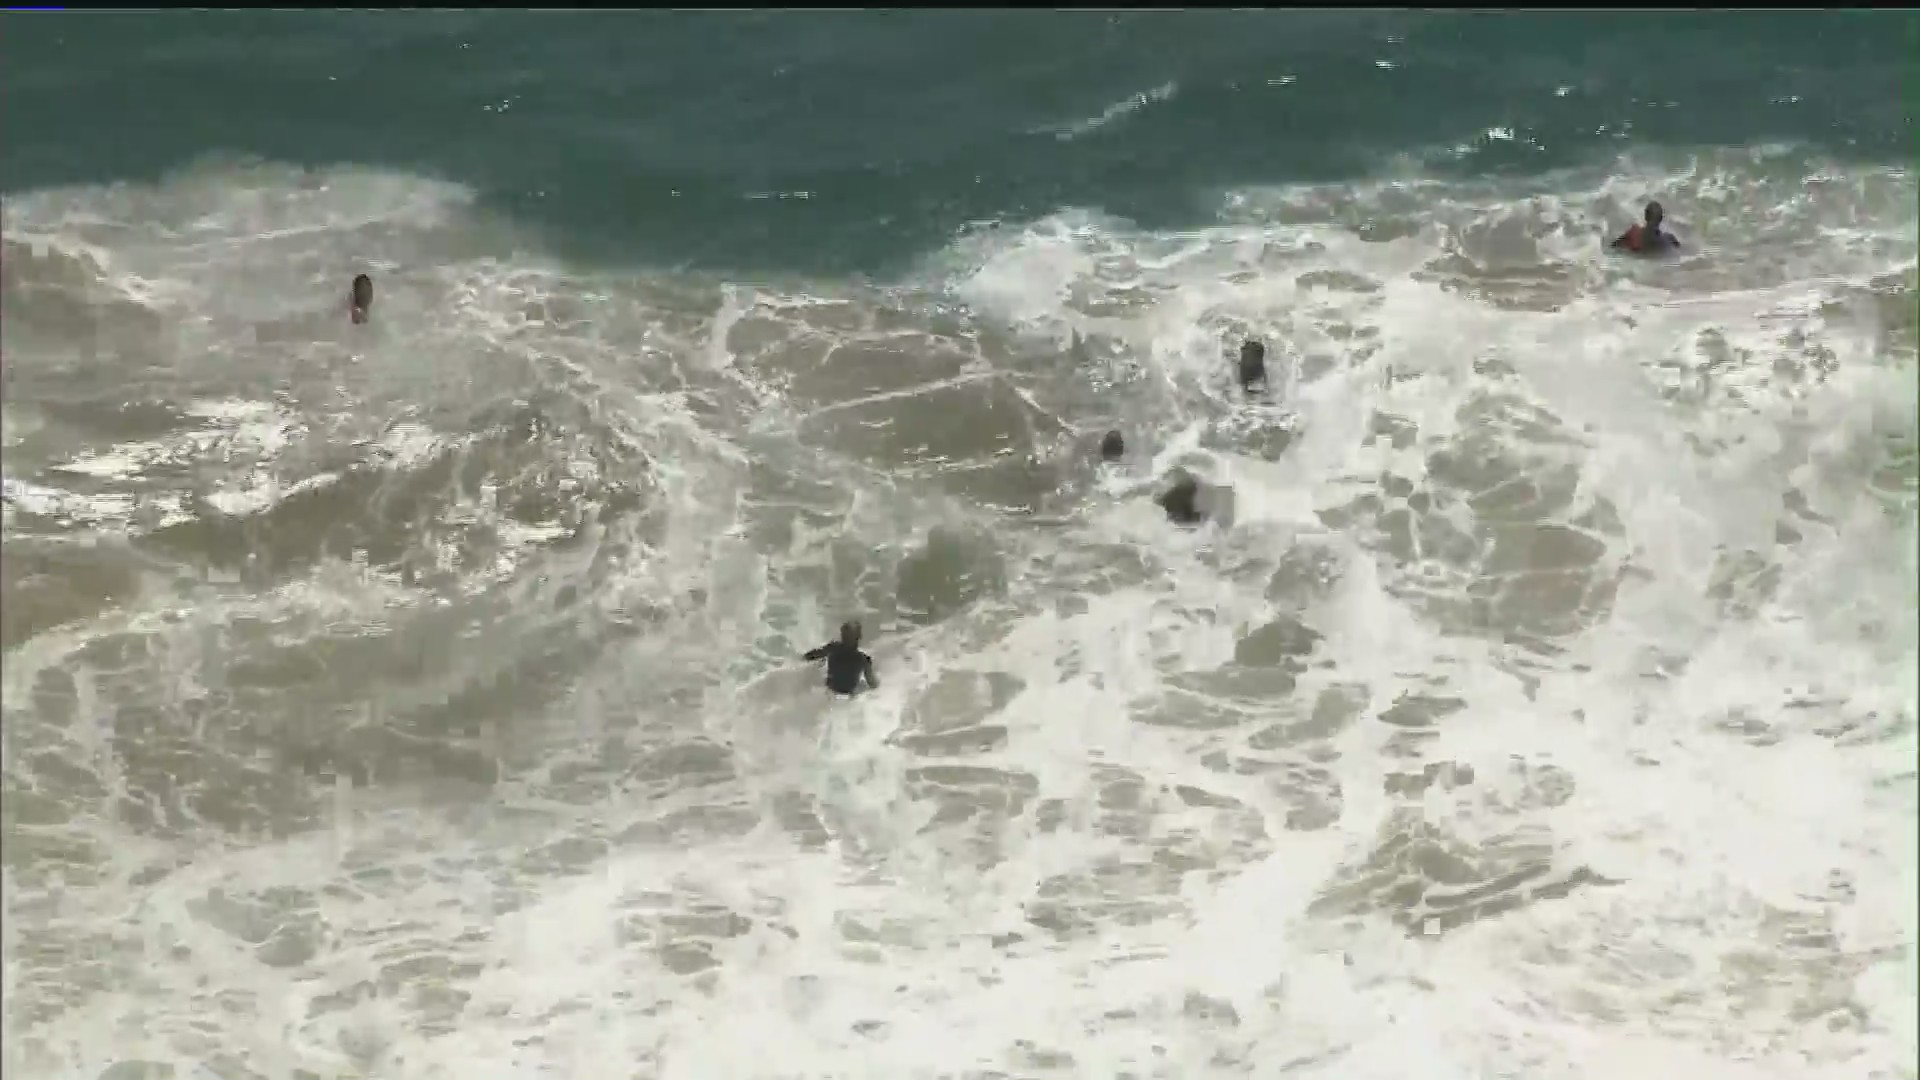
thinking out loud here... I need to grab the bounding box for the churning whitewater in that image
[3,143,1915,1080]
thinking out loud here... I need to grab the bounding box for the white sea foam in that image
[1,151,1913,1080]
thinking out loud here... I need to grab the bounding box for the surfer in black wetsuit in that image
[1238,339,1267,393]
[349,273,374,324]
[803,620,879,695]
[1157,470,1206,525]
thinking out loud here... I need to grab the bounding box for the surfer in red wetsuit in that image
[1611,201,1681,255]
[349,273,373,324]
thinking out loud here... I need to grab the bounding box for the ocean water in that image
[1,10,1915,1080]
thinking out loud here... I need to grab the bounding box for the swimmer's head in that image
[1157,471,1205,524]
[1099,430,1125,461]
[351,274,373,310]
[839,620,863,646]
[1643,201,1664,228]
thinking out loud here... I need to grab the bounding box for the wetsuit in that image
[804,640,878,695]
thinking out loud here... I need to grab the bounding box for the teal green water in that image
[4,11,1914,273]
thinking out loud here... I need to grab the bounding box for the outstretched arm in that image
[802,645,827,661]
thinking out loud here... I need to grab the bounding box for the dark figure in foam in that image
[1157,470,1206,526]
[1238,339,1267,393]
[803,620,880,695]
[1612,201,1682,256]
[349,273,374,324]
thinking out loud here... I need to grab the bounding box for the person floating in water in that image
[1157,470,1207,526]
[1611,201,1681,256]
[1238,339,1267,393]
[349,273,374,324]
[803,620,880,695]
[1099,429,1126,462]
